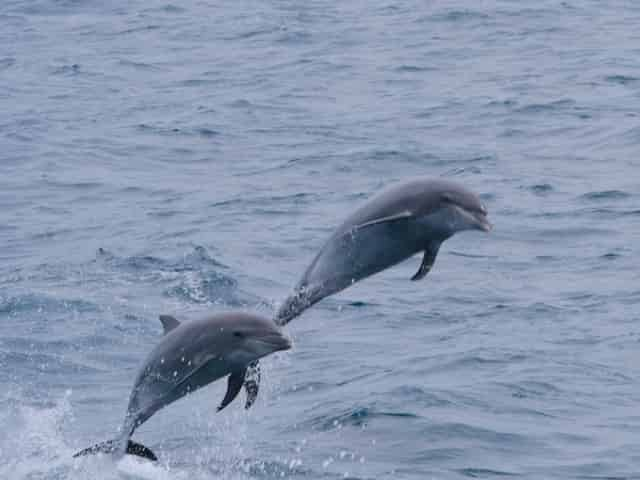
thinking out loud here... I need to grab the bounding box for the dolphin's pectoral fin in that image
[411,242,441,281]
[354,211,413,230]
[243,360,261,409]
[159,315,180,334]
[217,368,247,412]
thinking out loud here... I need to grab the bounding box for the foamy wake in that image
[0,390,192,480]
[0,385,305,480]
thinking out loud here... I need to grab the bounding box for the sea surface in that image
[1,1,640,479]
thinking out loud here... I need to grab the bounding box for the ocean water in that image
[1,0,640,478]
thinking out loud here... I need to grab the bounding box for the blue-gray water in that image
[2,1,640,478]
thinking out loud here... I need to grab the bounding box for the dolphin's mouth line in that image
[456,205,492,232]
[252,334,293,352]
[473,212,492,232]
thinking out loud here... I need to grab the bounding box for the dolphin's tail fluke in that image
[73,439,157,461]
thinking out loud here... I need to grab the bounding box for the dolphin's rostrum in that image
[74,312,291,461]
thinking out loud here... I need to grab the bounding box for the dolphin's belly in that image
[304,218,424,297]
[275,217,435,324]
[126,358,232,433]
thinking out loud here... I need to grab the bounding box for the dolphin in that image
[243,177,491,401]
[73,312,291,461]
[276,177,491,323]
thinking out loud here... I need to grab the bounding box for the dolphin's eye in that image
[233,331,245,339]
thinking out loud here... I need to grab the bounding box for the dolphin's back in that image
[332,179,435,236]
[333,177,485,237]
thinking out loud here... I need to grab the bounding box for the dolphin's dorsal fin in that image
[217,368,247,412]
[411,241,441,281]
[159,315,180,334]
[355,210,413,230]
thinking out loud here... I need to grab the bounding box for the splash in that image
[0,390,191,480]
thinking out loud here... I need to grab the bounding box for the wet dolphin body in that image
[244,177,491,399]
[74,312,291,461]
[276,177,491,323]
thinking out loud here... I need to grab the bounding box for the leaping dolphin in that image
[276,177,491,323]
[74,312,291,461]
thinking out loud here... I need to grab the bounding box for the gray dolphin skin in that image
[73,312,291,461]
[276,177,491,324]
[244,177,490,399]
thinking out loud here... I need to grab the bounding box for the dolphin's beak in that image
[473,212,492,232]
[260,332,292,353]
[245,332,291,360]
[274,333,293,351]
[456,205,492,233]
